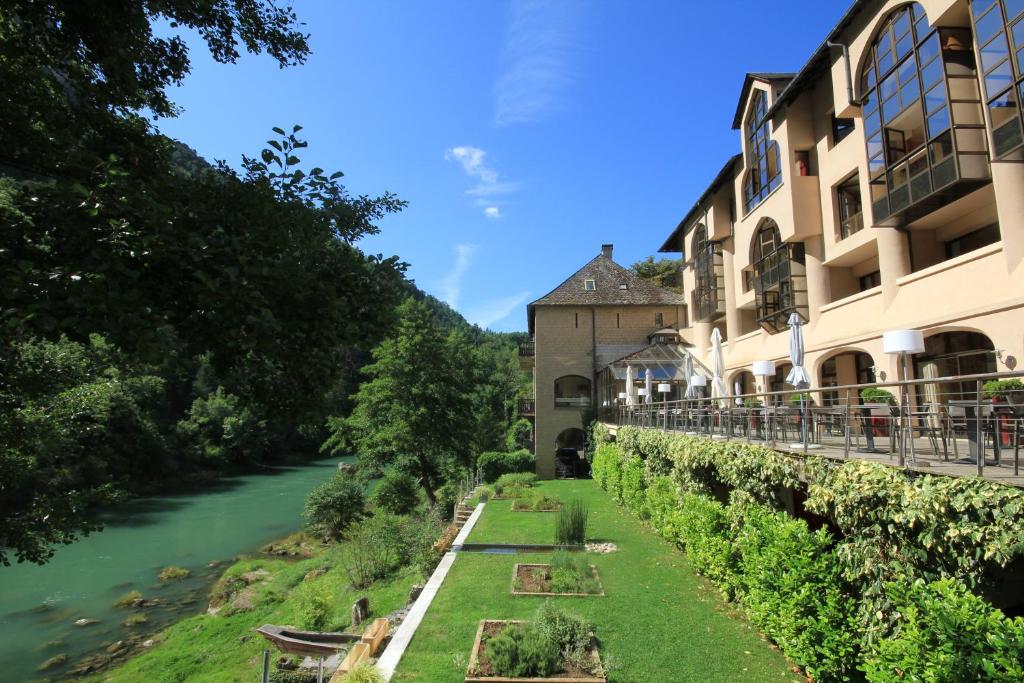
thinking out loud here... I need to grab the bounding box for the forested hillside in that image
[0,1,526,566]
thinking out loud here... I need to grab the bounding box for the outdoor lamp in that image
[638,388,647,397]
[883,329,924,467]
[657,383,671,393]
[617,392,627,402]
[689,375,707,388]
[752,360,776,377]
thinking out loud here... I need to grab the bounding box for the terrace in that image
[608,370,1024,488]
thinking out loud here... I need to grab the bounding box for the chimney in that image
[601,244,613,259]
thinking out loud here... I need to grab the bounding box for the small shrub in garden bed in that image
[478,449,535,483]
[511,490,560,511]
[485,622,561,678]
[494,472,537,496]
[513,553,602,595]
[555,499,588,545]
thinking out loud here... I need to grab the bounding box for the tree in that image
[302,471,365,541]
[630,256,683,293]
[324,298,475,504]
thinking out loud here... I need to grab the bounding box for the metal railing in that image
[517,399,535,415]
[611,371,1024,480]
[518,341,535,357]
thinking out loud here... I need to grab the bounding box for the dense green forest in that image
[0,1,527,566]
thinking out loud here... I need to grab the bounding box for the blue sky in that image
[156,0,845,332]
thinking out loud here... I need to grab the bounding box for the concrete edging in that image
[377,502,485,680]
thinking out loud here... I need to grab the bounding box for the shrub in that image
[546,552,598,594]
[303,471,365,540]
[511,490,559,511]
[859,387,894,403]
[494,472,536,494]
[555,499,588,545]
[338,663,386,683]
[476,485,495,502]
[590,443,623,498]
[645,476,684,543]
[620,455,648,518]
[371,468,420,515]
[435,478,462,520]
[478,449,535,483]
[177,386,268,464]
[298,584,332,630]
[675,493,738,596]
[862,579,1024,683]
[535,600,596,672]
[486,623,560,678]
[982,378,1024,400]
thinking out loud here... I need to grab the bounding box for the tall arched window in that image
[968,0,1024,159]
[861,3,989,223]
[691,225,725,322]
[751,220,807,333]
[743,90,782,213]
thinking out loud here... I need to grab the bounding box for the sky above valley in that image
[156,0,844,332]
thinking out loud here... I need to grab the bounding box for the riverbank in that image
[0,458,348,682]
[84,534,421,682]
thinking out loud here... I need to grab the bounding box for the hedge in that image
[477,449,535,483]
[592,425,1024,683]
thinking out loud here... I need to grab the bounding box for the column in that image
[876,228,912,308]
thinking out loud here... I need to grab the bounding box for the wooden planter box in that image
[466,620,606,683]
[510,564,604,597]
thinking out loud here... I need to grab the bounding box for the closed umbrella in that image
[784,312,815,449]
[683,351,696,399]
[625,365,636,406]
[710,328,729,408]
[734,379,743,406]
[644,368,653,404]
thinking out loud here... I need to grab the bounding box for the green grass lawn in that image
[395,480,800,683]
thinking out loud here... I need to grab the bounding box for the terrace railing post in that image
[262,650,270,683]
[976,379,984,477]
[843,388,852,459]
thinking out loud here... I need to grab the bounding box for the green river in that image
[0,457,346,681]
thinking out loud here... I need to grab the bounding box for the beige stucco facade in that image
[664,0,1024,400]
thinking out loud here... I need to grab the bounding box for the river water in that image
[0,457,346,681]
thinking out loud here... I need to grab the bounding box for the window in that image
[751,220,808,333]
[742,269,754,293]
[655,313,664,327]
[554,375,591,408]
[832,114,855,144]
[691,224,725,321]
[969,0,1024,158]
[836,173,864,239]
[616,312,620,328]
[743,90,783,213]
[861,3,989,221]
[584,279,596,291]
[944,222,1000,258]
[618,283,628,290]
[574,312,578,328]
[858,270,881,291]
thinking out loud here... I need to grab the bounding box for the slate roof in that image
[527,249,684,331]
[731,72,797,130]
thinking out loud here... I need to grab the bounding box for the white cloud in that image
[465,291,532,329]
[440,244,479,309]
[494,0,584,126]
[483,207,502,219]
[445,145,520,215]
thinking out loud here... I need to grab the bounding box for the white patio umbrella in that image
[734,379,743,406]
[710,328,729,408]
[683,351,697,398]
[644,368,653,404]
[784,312,816,449]
[625,364,636,406]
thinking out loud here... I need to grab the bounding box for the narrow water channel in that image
[0,456,348,681]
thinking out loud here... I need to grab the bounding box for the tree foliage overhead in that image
[630,256,683,293]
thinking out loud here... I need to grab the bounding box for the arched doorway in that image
[730,371,756,402]
[553,375,592,408]
[554,428,588,479]
[819,350,876,406]
[914,330,995,402]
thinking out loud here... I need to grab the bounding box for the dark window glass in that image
[858,271,881,291]
[743,90,782,212]
[832,115,855,143]
[944,223,1000,258]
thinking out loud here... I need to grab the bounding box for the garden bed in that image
[511,564,603,597]
[466,620,606,683]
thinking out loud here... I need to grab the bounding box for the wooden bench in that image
[331,642,369,680]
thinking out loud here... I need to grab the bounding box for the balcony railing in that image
[607,370,1024,484]
[555,396,590,408]
[517,399,535,416]
[518,341,535,357]
[753,243,808,333]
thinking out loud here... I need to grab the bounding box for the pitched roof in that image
[731,72,796,130]
[527,248,684,331]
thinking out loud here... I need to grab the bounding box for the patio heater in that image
[638,388,647,425]
[752,360,776,441]
[617,391,627,424]
[658,383,671,430]
[689,375,707,434]
[883,329,924,467]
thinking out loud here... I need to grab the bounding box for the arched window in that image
[861,3,988,223]
[743,90,782,213]
[750,220,807,333]
[968,0,1024,158]
[554,375,591,408]
[691,225,724,322]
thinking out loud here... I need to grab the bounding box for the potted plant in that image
[859,387,895,405]
[787,392,812,407]
[982,379,1024,406]
[743,398,763,408]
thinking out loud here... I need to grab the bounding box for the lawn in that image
[394,480,800,683]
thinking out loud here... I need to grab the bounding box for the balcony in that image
[753,243,808,333]
[691,242,725,322]
[839,211,864,240]
[518,340,535,369]
[517,399,535,416]
[554,397,590,409]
